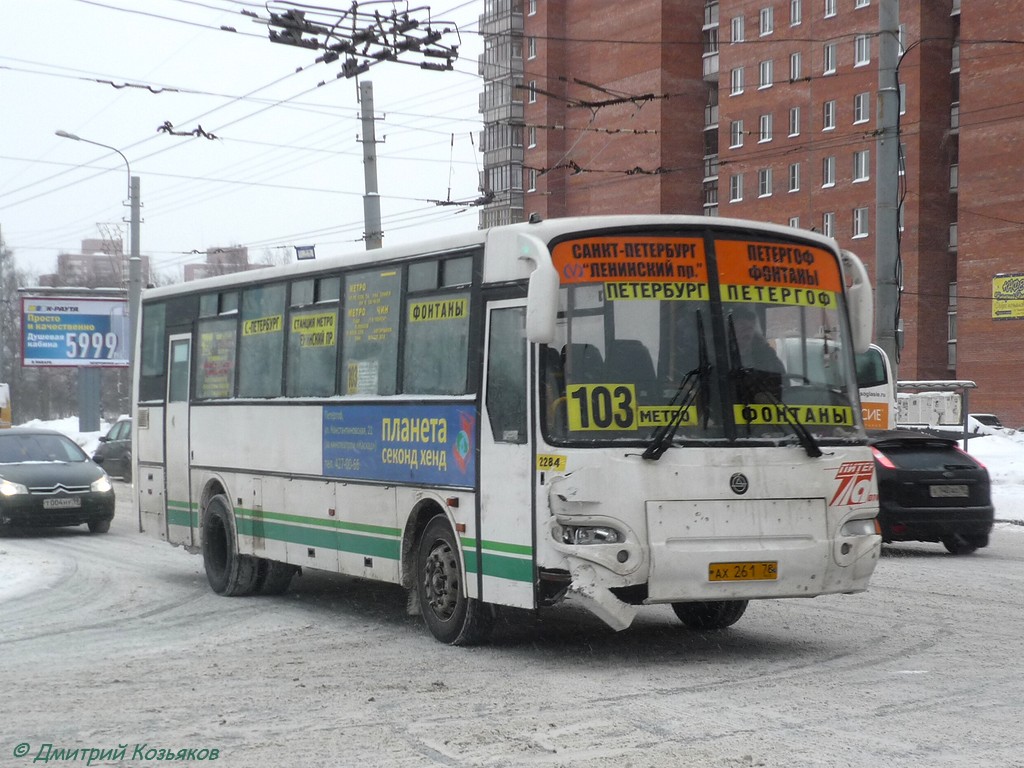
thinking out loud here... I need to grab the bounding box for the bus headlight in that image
[91,476,113,493]
[840,517,879,537]
[560,525,623,545]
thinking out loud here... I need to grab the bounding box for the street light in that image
[55,130,142,404]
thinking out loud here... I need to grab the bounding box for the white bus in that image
[134,215,881,645]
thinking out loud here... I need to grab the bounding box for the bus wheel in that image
[671,600,748,630]
[256,559,299,595]
[202,495,258,596]
[416,515,494,645]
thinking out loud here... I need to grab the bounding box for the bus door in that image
[478,299,535,609]
[165,334,194,547]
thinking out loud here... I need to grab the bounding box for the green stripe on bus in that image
[166,502,198,528]
[235,507,400,538]
[461,537,534,557]
[478,551,534,582]
[235,517,401,560]
[170,500,532,582]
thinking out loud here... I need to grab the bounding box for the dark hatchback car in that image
[0,427,115,533]
[92,417,132,482]
[870,430,994,554]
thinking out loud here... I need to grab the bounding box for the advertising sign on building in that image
[21,296,130,367]
[992,273,1024,320]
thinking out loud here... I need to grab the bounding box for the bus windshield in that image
[541,230,862,447]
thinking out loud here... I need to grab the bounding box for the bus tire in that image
[416,514,494,646]
[256,559,299,595]
[202,495,258,596]
[671,599,748,630]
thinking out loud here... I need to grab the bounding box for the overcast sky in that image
[0,0,485,281]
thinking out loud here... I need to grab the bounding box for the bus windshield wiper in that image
[727,317,823,459]
[642,312,709,461]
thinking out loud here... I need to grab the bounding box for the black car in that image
[0,427,115,533]
[92,417,132,482]
[870,430,993,554]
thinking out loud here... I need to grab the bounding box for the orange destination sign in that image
[716,240,842,307]
[551,237,707,286]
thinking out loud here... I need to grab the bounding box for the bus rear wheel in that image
[671,600,748,630]
[202,495,258,596]
[416,515,494,645]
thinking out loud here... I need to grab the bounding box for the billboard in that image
[21,296,130,368]
[992,273,1024,320]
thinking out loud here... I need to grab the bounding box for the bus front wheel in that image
[671,600,748,630]
[416,515,494,645]
[202,495,258,596]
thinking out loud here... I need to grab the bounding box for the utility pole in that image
[875,0,901,377]
[359,81,383,250]
[129,175,142,379]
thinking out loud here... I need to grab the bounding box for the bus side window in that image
[485,307,527,443]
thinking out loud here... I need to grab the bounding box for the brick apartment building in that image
[478,0,1024,425]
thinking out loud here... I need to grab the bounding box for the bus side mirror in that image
[841,249,873,354]
[519,233,559,344]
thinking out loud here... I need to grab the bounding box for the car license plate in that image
[708,561,778,581]
[930,484,969,498]
[43,497,82,509]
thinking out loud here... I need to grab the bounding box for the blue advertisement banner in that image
[21,297,130,367]
[323,403,477,488]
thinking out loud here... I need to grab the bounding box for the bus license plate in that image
[930,484,969,498]
[43,497,81,509]
[708,561,777,582]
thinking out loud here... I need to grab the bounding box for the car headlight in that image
[91,475,113,493]
[0,479,28,496]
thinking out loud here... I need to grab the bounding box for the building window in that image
[823,99,836,131]
[853,149,870,181]
[789,106,801,136]
[527,36,537,59]
[790,0,802,25]
[822,211,835,237]
[900,83,907,115]
[759,114,773,142]
[949,222,958,250]
[789,162,800,192]
[731,67,744,95]
[528,80,537,103]
[855,34,871,66]
[952,42,960,72]
[789,216,800,228]
[824,0,836,17]
[855,0,870,7]
[730,120,744,148]
[759,59,773,88]
[951,102,960,130]
[854,92,870,123]
[947,282,957,368]
[790,52,802,82]
[950,163,959,191]
[853,207,869,238]
[704,155,719,179]
[730,173,744,202]
[528,125,537,148]
[899,142,906,176]
[528,0,537,15]
[527,168,537,192]
[758,168,773,197]
[731,15,744,42]
[823,42,836,74]
[822,156,836,187]
[759,7,773,35]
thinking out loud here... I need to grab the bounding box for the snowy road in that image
[1,483,1022,768]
